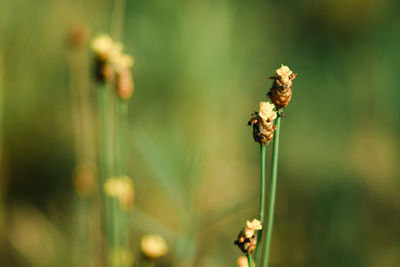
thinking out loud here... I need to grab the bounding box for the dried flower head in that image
[267,64,297,109]
[141,235,168,259]
[104,176,135,211]
[234,219,262,254]
[248,102,277,144]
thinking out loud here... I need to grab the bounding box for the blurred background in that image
[1,0,400,266]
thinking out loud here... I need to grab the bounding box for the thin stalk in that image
[261,112,282,267]
[247,254,253,267]
[119,100,130,253]
[98,83,114,264]
[113,98,130,266]
[111,0,127,41]
[254,144,266,262]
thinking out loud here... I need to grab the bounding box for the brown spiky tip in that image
[248,102,277,144]
[234,219,262,254]
[267,64,297,109]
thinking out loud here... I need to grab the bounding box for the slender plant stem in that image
[98,83,114,265]
[254,144,266,262]
[247,254,253,267]
[113,98,130,266]
[261,112,282,267]
[111,0,127,41]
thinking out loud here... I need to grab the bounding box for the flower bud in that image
[91,34,122,83]
[248,102,277,144]
[267,64,297,109]
[234,219,262,254]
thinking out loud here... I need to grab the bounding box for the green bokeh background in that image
[1,0,400,266]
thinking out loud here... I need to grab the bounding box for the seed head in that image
[234,219,262,254]
[267,64,297,109]
[248,102,277,144]
[141,235,168,259]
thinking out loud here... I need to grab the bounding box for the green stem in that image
[111,0,127,41]
[113,98,130,266]
[261,112,282,267]
[98,83,114,264]
[254,144,266,262]
[247,254,253,267]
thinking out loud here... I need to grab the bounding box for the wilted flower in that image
[248,102,277,144]
[141,235,168,259]
[267,64,297,109]
[234,219,262,254]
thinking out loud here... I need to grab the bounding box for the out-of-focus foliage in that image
[0,0,400,266]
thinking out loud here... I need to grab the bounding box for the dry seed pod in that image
[248,102,277,144]
[267,64,297,109]
[234,219,262,254]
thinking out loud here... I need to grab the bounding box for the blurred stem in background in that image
[111,0,127,42]
[254,144,266,263]
[67,29,98,267]
[113,98,132,267]
[0,49,4,244]
[98,82,115,265]
[261,112,282,267]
